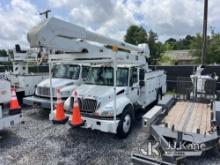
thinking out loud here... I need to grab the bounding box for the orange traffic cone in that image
[52,89,68,124]
[9,87,21,115]
[69,91,85,127]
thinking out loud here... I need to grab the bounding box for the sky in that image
[0,0,220,49]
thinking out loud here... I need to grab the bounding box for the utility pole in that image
[40,9,51,19]
[201,0,208,65]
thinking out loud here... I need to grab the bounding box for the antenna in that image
[201,0,208,65]
[39,9,51,19]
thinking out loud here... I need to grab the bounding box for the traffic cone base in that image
[52,116,69,124]
[9,108,21,115]
[69,119,85,128]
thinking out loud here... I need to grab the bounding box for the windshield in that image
[85,67,128,86]
[52,64,80,79]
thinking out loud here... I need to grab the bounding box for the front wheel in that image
[116,105,134,138]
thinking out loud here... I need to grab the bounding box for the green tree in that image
[165,38,177,49]
[160,42,174,53]
[207,33,220,64]
[159,54,176,65]
[147,30,161,64]
[124,25,148,45]
[165,35,194,50]
[0,49,8,57]
[190,32,220,64]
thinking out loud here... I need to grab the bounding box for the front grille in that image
[78,98,97,113]
[37,87,54,97]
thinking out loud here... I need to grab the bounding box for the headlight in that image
[99,106,114,116]
[100,111,114,117]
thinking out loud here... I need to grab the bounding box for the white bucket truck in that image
[23,18,90,109]
[1,44,49,104]
[0,79,22,130]
[27,17,166,137]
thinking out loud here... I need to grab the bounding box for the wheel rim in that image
[123,114,131,133]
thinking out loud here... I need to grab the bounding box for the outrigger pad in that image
[9,109,21,115]
[68,120,85,128]
[52,117,69,124]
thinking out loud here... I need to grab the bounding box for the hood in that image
[37,78,76,88]
[76,84,126,99]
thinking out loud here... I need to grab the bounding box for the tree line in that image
[124,25,220,65]
[0,49,8,57]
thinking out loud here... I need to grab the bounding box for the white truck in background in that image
[27,17,167,138]
[23,63,90,109]
[0,79,22,130]
[2,44,48,104]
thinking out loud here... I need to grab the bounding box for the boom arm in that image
[27,17,149,57]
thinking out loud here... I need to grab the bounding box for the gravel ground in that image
[0,107,220,165]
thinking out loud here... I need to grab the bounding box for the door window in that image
[82,66,90,80]
[130,67,138,86]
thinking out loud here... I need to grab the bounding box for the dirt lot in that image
[0,107,220,165]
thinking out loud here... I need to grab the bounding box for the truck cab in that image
[24,63,90,109]
[64,64,166,138]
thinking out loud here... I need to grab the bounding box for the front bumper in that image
[23,96,52,109]
[0,114,22,130]
[51,110,119,134]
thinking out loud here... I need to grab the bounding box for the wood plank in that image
[183,102,197,133]
[175,102,190,131]
[162,102,178,125]
[159,101,212,136]
[163,102,185,128]
[172,102,188,130]
[191,103,203,134]
[199,103,206,134]
[204,104,212,135]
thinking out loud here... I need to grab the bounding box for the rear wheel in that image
[116,105,134,138]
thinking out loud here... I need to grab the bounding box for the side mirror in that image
[139,80,145,87]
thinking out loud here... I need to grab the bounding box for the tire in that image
[116,105,134,138]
